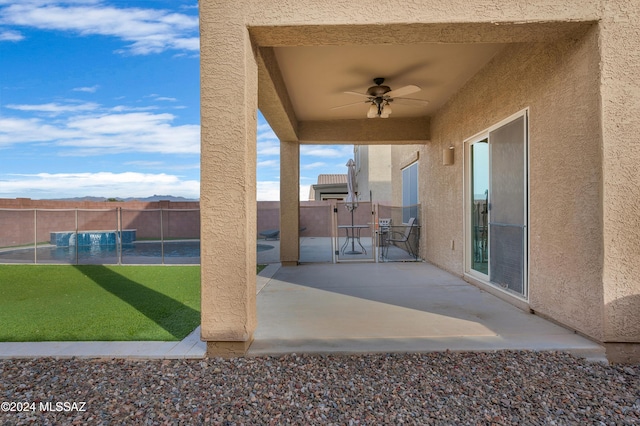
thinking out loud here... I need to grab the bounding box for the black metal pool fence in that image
[0,208,200,265]
[1,203,421,265]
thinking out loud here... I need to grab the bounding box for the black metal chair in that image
[384,217,418,260]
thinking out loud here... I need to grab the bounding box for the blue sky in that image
[0,0,353,200]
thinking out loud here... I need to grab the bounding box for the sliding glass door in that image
[466,111,528,298]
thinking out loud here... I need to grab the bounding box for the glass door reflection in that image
[471,140,489,275]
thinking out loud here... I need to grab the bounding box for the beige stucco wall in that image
[415,27,605,339]
[391,145,426,251]
[200,2,257,353]
[599,4,640,344]
[279,141,300,265]
[419,7,640,348]
[356,145,393,203]
[355,146,369,201]
[367,145,393,203]
[244,1,601,32]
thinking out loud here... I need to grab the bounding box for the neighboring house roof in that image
[309,174,348,200]
[317,174,347,184]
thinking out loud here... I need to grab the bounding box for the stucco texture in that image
[200,1,257,345]
[425,26,605,339]
[599,3,640,342]
[279,141,300,265]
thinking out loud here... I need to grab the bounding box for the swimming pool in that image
[0,240,275,265]
[0,240,201,265]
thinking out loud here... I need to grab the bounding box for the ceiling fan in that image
[333,77,429,118]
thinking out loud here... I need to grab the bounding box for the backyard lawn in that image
[0,265,201,342]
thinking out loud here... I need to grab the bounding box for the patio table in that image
[338,224,369,255]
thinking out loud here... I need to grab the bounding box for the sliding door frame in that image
[463,108,530,300]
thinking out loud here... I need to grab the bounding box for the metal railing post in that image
[117,207,122,265]
[374,203,379,263]
[331,202,337,264]
[160,208,164,264]
[75,209,79,265]
[34,209,37,264]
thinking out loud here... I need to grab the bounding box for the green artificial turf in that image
[0,265,201,342]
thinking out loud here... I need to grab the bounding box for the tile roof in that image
[317,174,347,185]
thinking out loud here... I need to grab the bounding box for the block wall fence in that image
[0,199,359,247]
[0,199,201,247]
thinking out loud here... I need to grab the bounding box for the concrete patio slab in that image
[249,262,606,362]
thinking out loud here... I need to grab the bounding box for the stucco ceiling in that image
[250,21,592,143]
[272,43,506,122]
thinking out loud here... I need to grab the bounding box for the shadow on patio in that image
[249,262,605,361]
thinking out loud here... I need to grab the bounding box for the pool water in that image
[0,241,275,265]
[0,240,201,265]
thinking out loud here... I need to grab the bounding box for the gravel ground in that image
[1,351,639,425]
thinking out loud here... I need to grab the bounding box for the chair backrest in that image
[403,217,416,239]
[379,218,391,231]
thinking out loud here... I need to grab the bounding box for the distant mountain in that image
[52,195,199,202]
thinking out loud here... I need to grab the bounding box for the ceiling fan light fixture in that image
[336,77,425,118]
[380,103,392,118]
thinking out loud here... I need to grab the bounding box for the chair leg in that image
[405,241,414,260]
[381,239,388,260]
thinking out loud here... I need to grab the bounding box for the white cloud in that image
[299,184,311,201]
[0,117,77,146]
[63,112,200,154]
[109,105,159,112]
[256,181,311,202]
[6,102,100,114]
[257,159,278,168]
[301,145,353,158]
[257,180,279,201]
[257,123,278,143]
[124,160,200,171]
[0,1,102,4]
[124,160,164,167]
[72,85,99,93]
[301,161,327,170]
[180,3,199,10]
[147,94,177,102]
[0,111,200,154]
[257,140,280,156]
[0,1,199,55]
[0,29,24,41]
[0,171,200,199]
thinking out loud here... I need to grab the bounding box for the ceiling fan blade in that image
[393,97,429,105]
[343,91,372,98]
[386,84,421,98]
[331,100,369,110]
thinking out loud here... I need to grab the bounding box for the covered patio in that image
[200,1,640,362]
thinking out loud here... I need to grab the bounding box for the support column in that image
[199,1,257,357]
[599,9,640,363]
[280,141,300,266]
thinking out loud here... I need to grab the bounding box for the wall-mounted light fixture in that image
[443,146,455,165]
